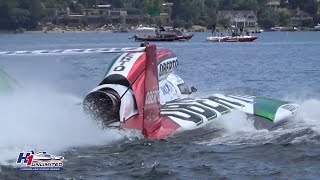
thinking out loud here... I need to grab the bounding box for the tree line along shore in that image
[0,0,320,32]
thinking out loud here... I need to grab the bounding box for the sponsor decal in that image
[160,83,172,95]
[227,95,254,104]
[113,53,135,71]
[159,59,178,77]
[145,90,160,105]
[161,99,230,125]
[145,114,157,122]
[0,47,145,56]
[16,150,64,171]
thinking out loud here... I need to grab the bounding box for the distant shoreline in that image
[0,30,115,34]
[1,28,319,35]
[27,30,114,34]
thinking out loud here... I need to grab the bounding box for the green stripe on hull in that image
[254,97,288,122]
[105,54,122,76]
[0,69,12,91]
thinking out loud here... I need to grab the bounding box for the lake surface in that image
[0,31,320,179]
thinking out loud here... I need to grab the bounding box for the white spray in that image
[0,86,141,165]
[201,98,320,145]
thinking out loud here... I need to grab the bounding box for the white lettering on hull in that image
[145,90,160,105]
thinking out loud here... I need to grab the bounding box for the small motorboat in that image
[314,23,320,31]
[135,24,156,31]
[113,27,129,33]
[270,26,284,31]
[251,29,264,33]
[130,29,193,42]
[206,35,258,42]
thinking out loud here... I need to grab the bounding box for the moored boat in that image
[135,24,156,31]
[270,26,284,31]
[314,23,320,31]
[206,35,258,42]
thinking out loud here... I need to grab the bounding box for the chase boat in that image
[130,29,193,42]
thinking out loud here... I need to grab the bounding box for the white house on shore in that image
[266,0,281,10]
[218,11,257,27]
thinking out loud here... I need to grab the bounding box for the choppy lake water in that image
[0,31,320,179]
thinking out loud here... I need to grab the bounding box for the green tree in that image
[258,8,278,28]
[1,0,319,30]
[24,0,43,29]
[219,0,233,10]
[218,17,231,27]
[288,0,319,15]
[233,0,259,11]
[171,0,207,27]
[142,0,163,16]
[110,0,124,8]
[276,8,291,26]
[0,0,30,29]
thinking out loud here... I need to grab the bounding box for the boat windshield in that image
[177,83,190,95]
[161,29,183,36]
[174,30,183,36]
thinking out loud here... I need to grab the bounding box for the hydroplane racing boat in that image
[80,45,299,139]
[0,45,299,140]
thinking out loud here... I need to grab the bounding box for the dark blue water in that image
[0,32,320,179]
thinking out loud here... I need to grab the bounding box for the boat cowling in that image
[83,48,178,128]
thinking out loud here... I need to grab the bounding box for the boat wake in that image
[197,98,320,146]
[1,84,319,167]
[0,86,142,166]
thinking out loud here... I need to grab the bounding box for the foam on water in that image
[200,98,320,145]
[0,86,142,166]
[294,99,320,129]
[214,110,257,133]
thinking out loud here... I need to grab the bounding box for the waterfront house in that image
[266,0,281,10]
[290,7,313,26]
[218,11,257,27]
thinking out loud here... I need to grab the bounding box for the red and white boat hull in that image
[206,36,258,42]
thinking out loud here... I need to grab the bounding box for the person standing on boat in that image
[212,24,216,36]
[230,29,235,37]
[240,26,244,36]
[227,27,230,36]
[155,27,160,37]
[160,26,166,32]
